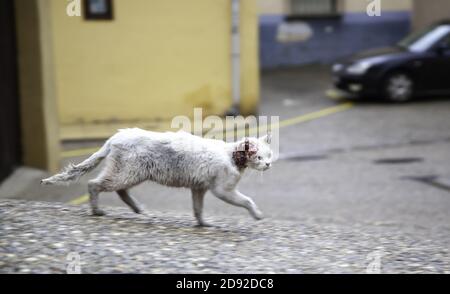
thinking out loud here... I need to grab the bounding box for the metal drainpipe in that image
[228,0,240,116]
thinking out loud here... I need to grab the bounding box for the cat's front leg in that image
[211,187,264,220]
[191,188,212,227]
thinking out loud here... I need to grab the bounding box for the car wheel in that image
[383,72,414,102]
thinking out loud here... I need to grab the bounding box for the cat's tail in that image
[41,141,111,186]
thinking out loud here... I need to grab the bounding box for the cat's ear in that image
[259,132,271,144]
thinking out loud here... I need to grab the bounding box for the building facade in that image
[412,0,450,30]
[6,0,259,175]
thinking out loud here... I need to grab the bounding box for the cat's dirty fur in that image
[41,128,273,226]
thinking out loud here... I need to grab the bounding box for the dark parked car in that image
[332,21,450,102]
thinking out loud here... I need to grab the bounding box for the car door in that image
[408,28,450,94]
[432,33,450,92]
[418,32,450,93]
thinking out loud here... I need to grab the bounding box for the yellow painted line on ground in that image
[65,102,353,204]
[68,194,89,205]
[325,89,346,100]
[235,102,354,137]
[276,102,353,128]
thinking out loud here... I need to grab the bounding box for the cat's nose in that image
[265,163,271,167]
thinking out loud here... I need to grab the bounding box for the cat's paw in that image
[135,209,149,215]
[196,221,214,227]
[91,209,106,216]
[252,210,264,220]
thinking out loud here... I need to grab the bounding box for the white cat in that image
[41,128,273,226]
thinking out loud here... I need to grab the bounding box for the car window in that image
[438,33,450,47]
[399,25,450,52]
[398,26,433,48]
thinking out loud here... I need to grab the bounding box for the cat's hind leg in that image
[117,189,144,214]
[88,177,144,216]
[88,149,146,215]
[211,187,264,220]
[87,157,145,216]
[88,178,107,216]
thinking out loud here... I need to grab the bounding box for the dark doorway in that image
[0,0,21,181]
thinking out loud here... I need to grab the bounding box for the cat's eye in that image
[257,156,262,160]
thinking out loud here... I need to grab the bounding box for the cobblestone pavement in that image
[1,66,450,274]
[1,200,449,274]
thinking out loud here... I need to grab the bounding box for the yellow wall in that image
[50,0,259,134]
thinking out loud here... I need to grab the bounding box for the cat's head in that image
[233,134,273,171]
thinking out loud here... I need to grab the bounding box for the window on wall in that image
[290,0,338,17]
[84,0,114,20]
